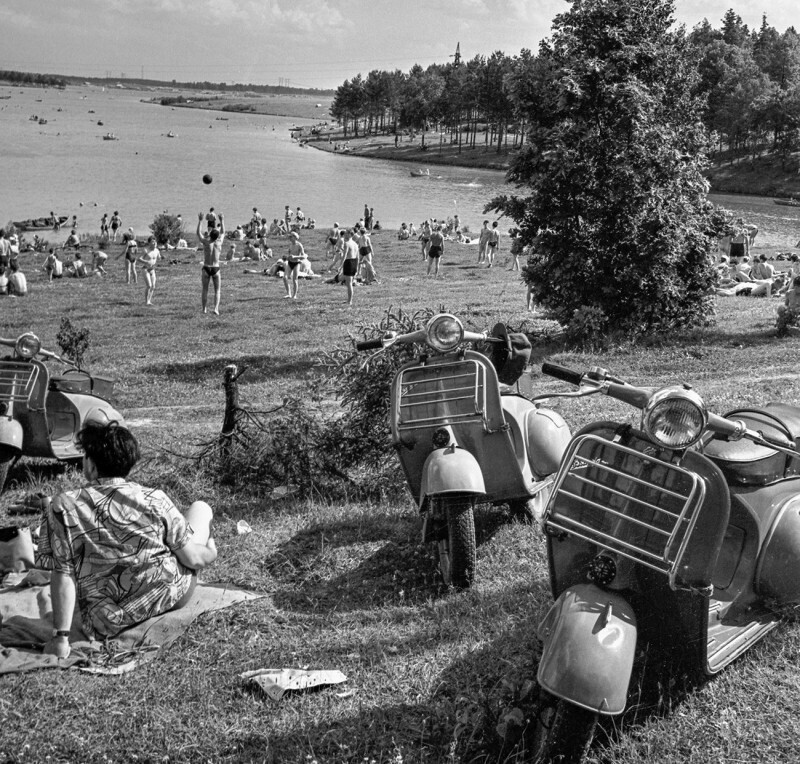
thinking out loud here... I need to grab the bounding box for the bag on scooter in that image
[489,323,531,386]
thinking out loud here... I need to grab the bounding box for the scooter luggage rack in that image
[0,362,40,404]
[397,360,487,431]
[546,434,705,586]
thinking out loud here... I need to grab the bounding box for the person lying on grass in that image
[36,420,218,659]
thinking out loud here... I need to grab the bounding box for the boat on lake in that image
[774,197,800,207]
[166,131,176,138]
[13,215,68,231]
[410,168,431,177]
[103,133,118,141]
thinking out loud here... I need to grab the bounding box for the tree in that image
[488,0,722,344]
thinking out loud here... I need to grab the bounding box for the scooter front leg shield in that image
[418,446,485,508]
[537,583,636,715]
[0,417,23,451]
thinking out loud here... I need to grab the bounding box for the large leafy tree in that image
[489,0,722,343]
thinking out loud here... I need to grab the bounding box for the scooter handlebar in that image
[542,362,584,387]
[355,338,384,351]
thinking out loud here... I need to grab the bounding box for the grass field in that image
[2,228,800,763]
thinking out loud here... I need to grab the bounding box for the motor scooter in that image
[355,314,571,588]
[0,332,124,493]
[528,362,800,763]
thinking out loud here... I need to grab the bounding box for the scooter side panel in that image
[537,583,637,715]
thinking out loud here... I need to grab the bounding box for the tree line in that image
[330,9,800,164]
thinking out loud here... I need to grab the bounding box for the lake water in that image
[1,84,799,247]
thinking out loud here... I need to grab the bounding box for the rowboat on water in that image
[410,168,431,177]
[774,198,800,207]
[12,216,68,231]
[103,133,119,141]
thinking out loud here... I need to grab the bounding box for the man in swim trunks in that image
[110,211,121,242]
[137,236,160,305]
[326,223,340,258]
[477,220,491,264]
[426,225,445,278]
[100,214,109,239]
[342,228,359,306]
[197,211,225,315]
[283,231,307,299]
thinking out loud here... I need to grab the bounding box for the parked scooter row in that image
[4,319,800,764]
[359,315,800,763]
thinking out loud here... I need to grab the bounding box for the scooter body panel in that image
[537,583,636,715]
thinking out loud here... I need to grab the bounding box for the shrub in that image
[149,213,183,247]
[210,308,439,499]
[55,317,90,369]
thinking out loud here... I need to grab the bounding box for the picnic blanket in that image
[0,570,263,675]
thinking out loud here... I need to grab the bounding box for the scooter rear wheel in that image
[531,689,598,764]
[434,496,477,589]
[0,445,19,494]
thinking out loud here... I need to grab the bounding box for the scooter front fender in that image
[537,583,636,715]
[0,417,23,451]
[419,446,485,508]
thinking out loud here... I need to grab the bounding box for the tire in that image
[531,691,599,764]
[0,445,19,494]
[434,496,477,589]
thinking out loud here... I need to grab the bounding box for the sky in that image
[0,0,797,90]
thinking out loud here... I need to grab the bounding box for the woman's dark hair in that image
[77,420,140,477]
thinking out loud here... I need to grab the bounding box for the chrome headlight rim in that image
[426,313,464,352]
[15,333,41,360]
[641,387,708,450]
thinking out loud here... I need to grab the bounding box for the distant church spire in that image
[451,42,461,65]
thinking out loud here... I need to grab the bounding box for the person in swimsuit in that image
[43,248,63,281]
[728,218,749,260]
[420,219,432,260]
[355,227,378,284]
[486,221,500,268]
[100,214,109,239]
[110,211,121,242]
[477,220,490,265]
[326,223,340,258]
[283,231,307,299]
[117,236,139,284]
[197,211,225,315]
[341,228,359,306]
[137,236,160,305]
[63,229,81,249]
[92,249,108,276]
[426,226,445,277]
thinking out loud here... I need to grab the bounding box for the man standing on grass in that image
[197,212,225,315]
[477,220,490,265]
[342,228,359,306]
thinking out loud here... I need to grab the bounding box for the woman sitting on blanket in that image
[36,420,218,659]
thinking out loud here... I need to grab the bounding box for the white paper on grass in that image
[240,668,348,701]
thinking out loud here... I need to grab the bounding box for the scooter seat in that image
[703,405,800,486]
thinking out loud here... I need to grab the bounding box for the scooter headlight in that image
[642,387,707,450]
[426,314,464,352]
[15,333,41,360]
